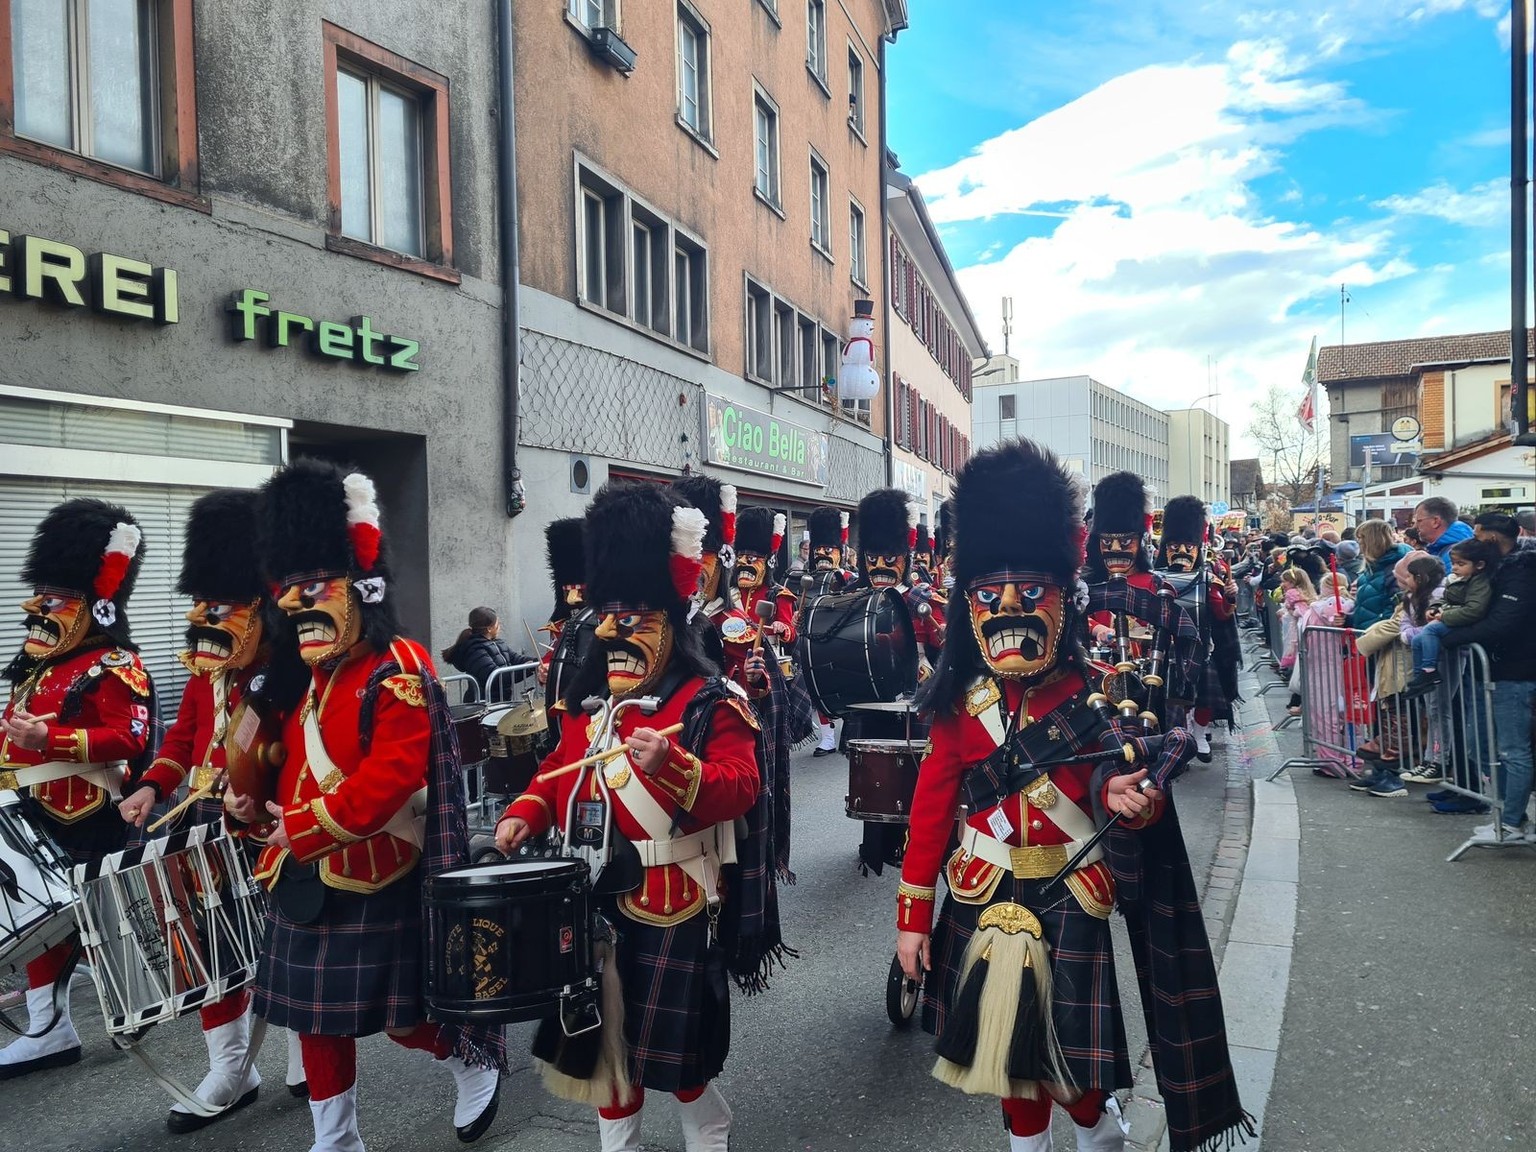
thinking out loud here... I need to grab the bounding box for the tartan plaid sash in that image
[957,680,1109,815]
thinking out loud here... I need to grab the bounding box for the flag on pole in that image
[1296,335,1318,433]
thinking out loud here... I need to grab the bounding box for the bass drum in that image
[797,587,918,717]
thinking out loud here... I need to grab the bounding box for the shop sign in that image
[227,289,420,373]
[892,459,928,503]
[0,230,178,323]
[703,395,829,487]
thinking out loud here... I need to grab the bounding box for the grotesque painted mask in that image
[20,587,90,660]
[277,575,361,665]
[1164,543,1200,573]
[562,584,586,609]
[735,553,767,593]
[1097,533,1141,577]
[863,552,908,590]
[966,576,1065,680]
[594,609,672,697]
[184,598,264,674]
[812,544,842,573]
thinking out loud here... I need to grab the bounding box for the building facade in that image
[972,372,1171,503]
[0,0,510,704]
[884,165,986,525]
[1166,407,1231,507]
[512,0,909,617]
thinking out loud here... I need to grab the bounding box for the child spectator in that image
[1299,572,1357,778]
[1279,566,1317,715]
[1353,557,1427,796]
[1403,538,1498,697]
[1394,554,1456,786]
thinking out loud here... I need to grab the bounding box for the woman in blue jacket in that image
[1350,520,1410,631]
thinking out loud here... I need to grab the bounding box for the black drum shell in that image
[797,587,918,716]
[450,703,489,764]
[425,857,594,1024]
[845,738,922,823]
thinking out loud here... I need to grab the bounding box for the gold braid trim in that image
[310,797,362,844]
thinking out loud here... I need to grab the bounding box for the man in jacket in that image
[1412,497,1474,574]
[1441,512,1536,842]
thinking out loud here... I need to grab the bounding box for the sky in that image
[887,0,1516,457]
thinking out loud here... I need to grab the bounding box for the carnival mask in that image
[19,588,90,659]
[1098,533,1141,577]
[562,584,586,609]
[812,545,842,572]
[184,598,263,674]
[594,609,672,697]
[1164,543,1200,573]
[735,554,767,592]
[863,553,908,589]
[277,576,361,665]
[697,554,724,604]
[967,578,1065,680]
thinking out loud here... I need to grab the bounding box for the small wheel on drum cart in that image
[885,952,919,1027]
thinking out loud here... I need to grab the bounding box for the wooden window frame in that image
[322,21,457,284]
[0,0,203,211]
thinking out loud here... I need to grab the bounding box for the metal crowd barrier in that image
[1265,624,1515,858]
[443,662,543,833]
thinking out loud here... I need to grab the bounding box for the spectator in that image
[1516,509,1535,540]
[1480,510,1536,554]
[1319,528,1340,545]
[1412,496,1473,573]
[1438,515,1536,841]
[1402,525,1423,548]
[1350,519,1409,630]
[441,606,534,702]
[1394,554,1454,785]
[1353,565,1423,797]
[1300,572,1358,778]
[1279,567,1317,715]
[1403,537,1498,697]
[1334,539,1364,586]
[1300,525,1317,540]
[787,533,810,579]
[1341,525,1357,541]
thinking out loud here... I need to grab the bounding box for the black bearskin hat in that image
[856,488,915,558]
[584,481,705,614]
[917,440,1086,711]
[808,506,846,550]
[22,497,145,647]
[1154,496,1207,568]
[672,474,736,558]
[257,458,399,652]
[735,506,775,558]
[178,490,266,603]
[1084,471,1152,581]
[545,517,585,622]
[935,498,956,562]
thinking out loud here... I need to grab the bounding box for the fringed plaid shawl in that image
[1106,795,1253,1152]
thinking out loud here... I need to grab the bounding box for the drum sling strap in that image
[302,693,428,849]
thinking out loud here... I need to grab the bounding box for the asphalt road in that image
[5,730,1229,1152]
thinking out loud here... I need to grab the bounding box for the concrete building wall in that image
[1167,407,1231,506]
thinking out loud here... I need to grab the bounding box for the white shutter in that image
[0,479,215,722]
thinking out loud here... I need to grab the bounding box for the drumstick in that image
[535,723,685,783]
[148,771,224,832]
[752,599,775,657]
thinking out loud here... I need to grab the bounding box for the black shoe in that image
[812,746,835,758]
[1402,671,1441,699]
[1347,771,1379,793]
[165,1085,259,1133]
[456,1073,503,1143]
[0,1045,82,1080]
[288,1081,310,1098]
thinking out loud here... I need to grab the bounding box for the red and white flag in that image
[1296,336,1318,433]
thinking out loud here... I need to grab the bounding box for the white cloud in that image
[1374,179,1509,228]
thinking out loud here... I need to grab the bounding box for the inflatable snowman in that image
[837,298,880,401]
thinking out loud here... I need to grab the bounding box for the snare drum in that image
[0,792,77,975]
[845,739,924,824]
[450,702,489,765]
[425,856,595,1024]
[69,823,267,1034]
[483,700,546,796]
[798,587,918,716]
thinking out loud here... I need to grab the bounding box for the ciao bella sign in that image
[704,395,830,487]
[0,228,419,374]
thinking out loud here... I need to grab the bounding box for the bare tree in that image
[1248,385,1326,508]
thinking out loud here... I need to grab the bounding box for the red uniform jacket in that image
[706,603,771,699]
[502,675,760,928]
[1,643,150,823]
[1206,558,1236,622]
[740,585,798,645]
[896,671,1162,936]
[904,585,946,651]
[252,639,434,896]
[141,664,260,799]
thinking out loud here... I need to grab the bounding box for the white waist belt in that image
[957,824,1101,874]
[0,759,126,797]
[632,830,712,868]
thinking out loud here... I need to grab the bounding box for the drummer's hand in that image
[625,727,670,775]
[769,621,790,639]
[495,816,530,855]
[2,708,49,750]
[224,791,260,824]
[744,652,768,686]
[536,662,549,686]
[119,786,157,828]
[1105,769,1153,819]
[263,801,292,851]
[897,930,931,983]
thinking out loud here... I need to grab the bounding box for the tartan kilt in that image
[1193,656,1234,724]
[922,883,1133,1093]
[254,874,426,1035]
[20,795,127,865]
[611,905,725,1092]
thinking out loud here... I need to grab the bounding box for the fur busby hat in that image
[735,506,777,559]
[1085,471,1153,580]
[545,517,586,622]
[1155,496,1208,567]
[857,488,918,558]
[808,506,849,551]
[21,497,145,647]
[178,490,265,604]
[584,481,707,614]
[257,458,399,651]
[935,498,956,563]
[672,475,738,562]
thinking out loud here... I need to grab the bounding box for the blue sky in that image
[888,0,1514,454]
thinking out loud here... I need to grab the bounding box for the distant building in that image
[1230,458,1264,510]
[971,372,1171,502]
[1166,407,1230,506]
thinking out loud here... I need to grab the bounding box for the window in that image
[579,169,626,315]
[799,314,819,395]
[805,0,827,84]
[822,329,840,399]
[676,3,711,143]
[809,150,830,256]
[848,198,867,286]
[567,0,616,29]
[847,45,865,137]
[999,394,1016,420]
[631,203,670,336]
[673,229,709,353]
[2,0,198,204]
[774,298,797,391]
[324,24,453,277]
[753,87,781,206]
[746,277,773,380]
